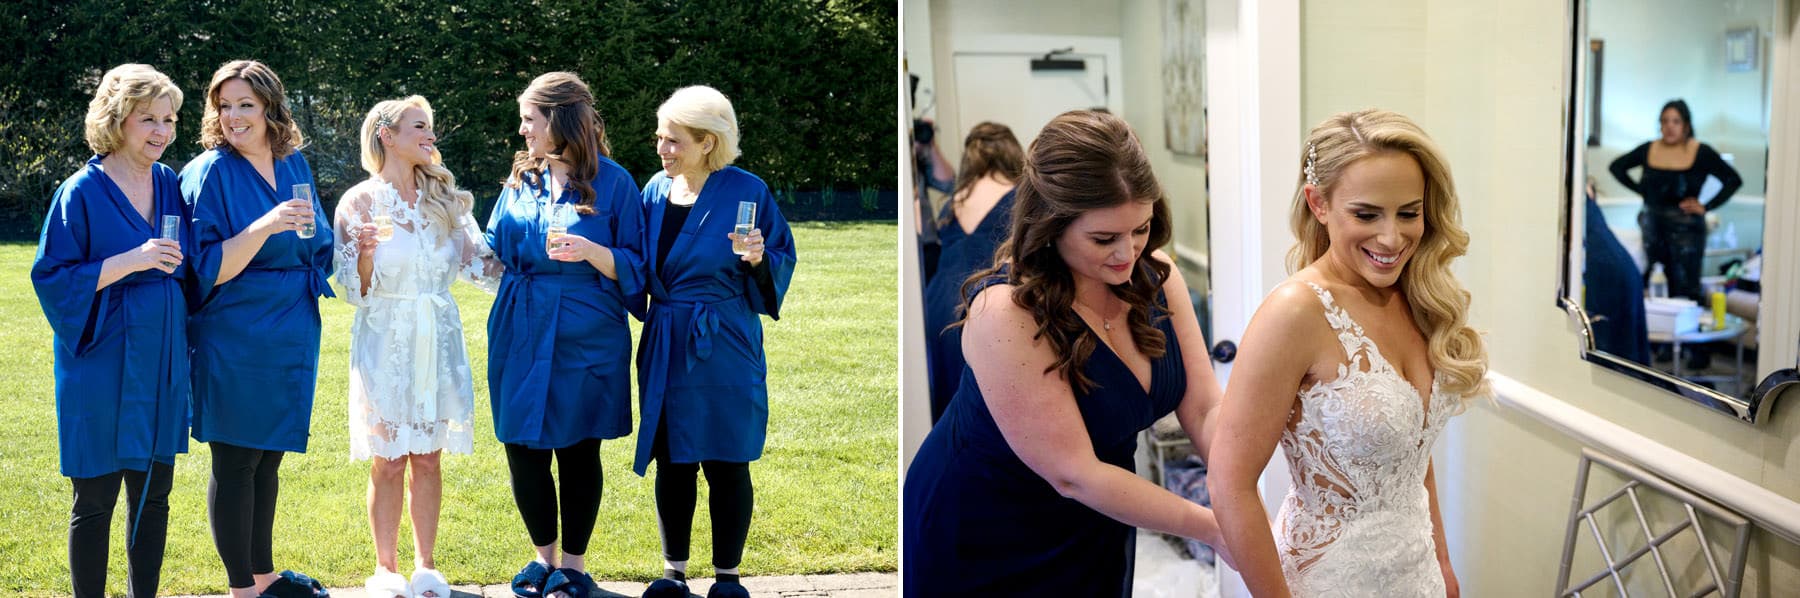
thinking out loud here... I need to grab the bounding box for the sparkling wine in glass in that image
[546,203,571,254]
[732,201,756,256]
[159,215,180,268]
[373,191,395,242]
[293,184,316,239]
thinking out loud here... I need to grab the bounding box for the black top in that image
[1608,141,1743,212]
[657,202,693,269]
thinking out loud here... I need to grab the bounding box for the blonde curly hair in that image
[1288,109,1489,399]
[83,64,183,155]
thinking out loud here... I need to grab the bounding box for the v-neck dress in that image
[922,190,1015,423]
[903,271,1187,597]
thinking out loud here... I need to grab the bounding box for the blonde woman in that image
[333,96,500,598]
[32,63,187,598]
[1211,109,1488,597]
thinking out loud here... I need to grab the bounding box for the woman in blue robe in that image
[179,60,334,598]
[486,72,644,597]
[32,64,188,598]
[637,86,797,598]
[921,122,1023,424]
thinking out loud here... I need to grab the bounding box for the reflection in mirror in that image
[1564,0,1797,421]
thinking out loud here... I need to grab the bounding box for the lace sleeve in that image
[333,185,375,304]
[454,210,502,294]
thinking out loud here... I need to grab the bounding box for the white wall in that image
[1301,0,1800,594]
[1122,0,1212,283]
[1589,0,1774,197]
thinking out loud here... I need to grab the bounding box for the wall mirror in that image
[1560,0,1799,422]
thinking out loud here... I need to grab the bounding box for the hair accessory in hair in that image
[1304,143,1320,186]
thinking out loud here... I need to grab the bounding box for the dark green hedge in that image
[0,0,896,238]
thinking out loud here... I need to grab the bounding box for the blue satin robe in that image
[485,158,646,449]
[32,156,192,478]
[634,166,796,475]
[180,147,334,453]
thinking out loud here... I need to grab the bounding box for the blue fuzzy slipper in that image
[258,570,330,598]
[512,560,553,598]
[543,568,599,598]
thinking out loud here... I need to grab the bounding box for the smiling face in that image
[118,95,177,163]
[1659,107,1689,144]
[518,101,556,158]
[382,106,437,167]
[655,119,712,177]
[1310,150,1427,289]
[1055,199,1156,288]
[216,78,268,152]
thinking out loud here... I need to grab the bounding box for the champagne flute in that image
[373,190,395,242]
[732,201,756,255]
[293,183,316,239]
[159,214,180,268]
[546,203,571,254]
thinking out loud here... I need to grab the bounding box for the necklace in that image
[1076,295,1124,332]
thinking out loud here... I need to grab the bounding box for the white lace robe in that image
[333,179,501,460]
[1274,283,1463,597]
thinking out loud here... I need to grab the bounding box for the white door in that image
[950,35,1121,150]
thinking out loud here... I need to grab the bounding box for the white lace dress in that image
[333,179,501,460]
[1275,282,1461,597]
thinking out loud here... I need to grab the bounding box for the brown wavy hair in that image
[960,110,1173,392]
[198,60,305,157]
[507,72,612,215]
[939,121,1023,228]
[1288,108,1489,399]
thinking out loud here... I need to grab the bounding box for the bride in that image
[333,95,501,598]
[1210,109,1487,597]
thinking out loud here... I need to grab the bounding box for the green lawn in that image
[0,222,898,596]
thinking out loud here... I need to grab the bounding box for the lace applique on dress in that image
[1273,282,1460,597]
[331,178,499,460]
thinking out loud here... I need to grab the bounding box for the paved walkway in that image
[170,572,897,598]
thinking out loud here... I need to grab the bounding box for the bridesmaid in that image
[32,63,188,598]
[179,59,333,598]
[902,110,1227,596]
[921,122,1023,423]
[636,85,797,598]
[485,72,645,598]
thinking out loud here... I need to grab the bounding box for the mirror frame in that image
[1557,0,1799,423]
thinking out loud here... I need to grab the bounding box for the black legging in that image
[70,462,173,598]
[504,439,603,555]
[208,443,284,589]
[652,420,754,569]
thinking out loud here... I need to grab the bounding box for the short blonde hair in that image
[84,64,183,155]
[199,60,306,157]
[657,85,740,171]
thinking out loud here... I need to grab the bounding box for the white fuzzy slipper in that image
[411,567,451,598]
[365,568,410,598]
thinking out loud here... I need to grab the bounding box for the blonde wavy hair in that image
[1288,109,1489,399]
[198,60,306,157]
[84,64,183,155]
[359,96,473,231]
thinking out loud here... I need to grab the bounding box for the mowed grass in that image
[0,221,898,596]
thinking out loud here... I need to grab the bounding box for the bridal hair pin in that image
[1304,143,1320,187]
